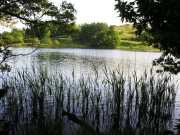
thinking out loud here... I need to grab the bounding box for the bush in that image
[76,23,120,49]
[11,29,24,43]
[40,31,53,46]
[138,31,154,43]
[1,29,24,45]
[52,39,61,47]
[1,32,14,44]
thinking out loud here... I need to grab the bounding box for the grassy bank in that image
[10,38,159,52]
[59,38,88,48]
[117,40,159,52]
[58,38,159,52]
[20,37,158,52]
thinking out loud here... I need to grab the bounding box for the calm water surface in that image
[9,48,180,125]
[11,48,161,75]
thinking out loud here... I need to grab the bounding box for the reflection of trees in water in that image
[37,52,67,63]
[36,52,134,78]
[37,52,111,76]
[37,52,108,65]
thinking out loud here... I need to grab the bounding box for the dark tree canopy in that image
[0,0,76,24]
[115,0,180,57]
[0,0,56,23]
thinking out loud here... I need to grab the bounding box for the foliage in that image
[24,38,40,46]
[25,22,77,40]
[0,25,158,51]
[78,23,109,44]
[53,40,61,47]
[0,0,69,24]
[0,0,76,71]
[137,30,154,44]
[75,23,120,49]
[114,24,136,41]
[1,29,24,45]
[114,24,154,43]
[115,0,180,56]
[24,1,76,39]
[40,30,52,45]
[117,40,159,52]
[0,46,12,72]
[60,37,86,48]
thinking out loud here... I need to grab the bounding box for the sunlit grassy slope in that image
[114,24,137,41]
[114,24,159,52]
[116,40,159,52]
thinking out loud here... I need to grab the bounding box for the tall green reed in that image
[0,67,177,135]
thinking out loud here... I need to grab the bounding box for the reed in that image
[0,67,177,135]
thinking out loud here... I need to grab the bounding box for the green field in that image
[117,40,159,52]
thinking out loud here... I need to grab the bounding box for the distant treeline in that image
[0,23,155,49]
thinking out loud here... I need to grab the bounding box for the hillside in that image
[114,24,159,52]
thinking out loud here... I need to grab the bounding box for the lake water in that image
[11,48,161,76]
[5,48,180,132]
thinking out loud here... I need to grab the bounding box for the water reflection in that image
[11,48,161,76]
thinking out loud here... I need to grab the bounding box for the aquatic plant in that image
[0,67,177,135]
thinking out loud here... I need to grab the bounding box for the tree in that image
[24,1,76,39]
[0,0,76,71]
[0,0,76,40]
[91,26,120,49]
[76,23,120,49]
[1,29,24,45]
[0,0,57,24]
[115,0,180,57]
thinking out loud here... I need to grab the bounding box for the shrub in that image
[52,39,61,47]
[11,29,24,43]
[1,32,14,44]
[40,31,53,46]
[1,29,24,45]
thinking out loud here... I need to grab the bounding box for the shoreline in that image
[12,46,160,53]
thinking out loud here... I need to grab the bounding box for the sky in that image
[50,0,121,25]
[0,0,122,32]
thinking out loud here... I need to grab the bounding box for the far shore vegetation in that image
[0,24,159,52]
